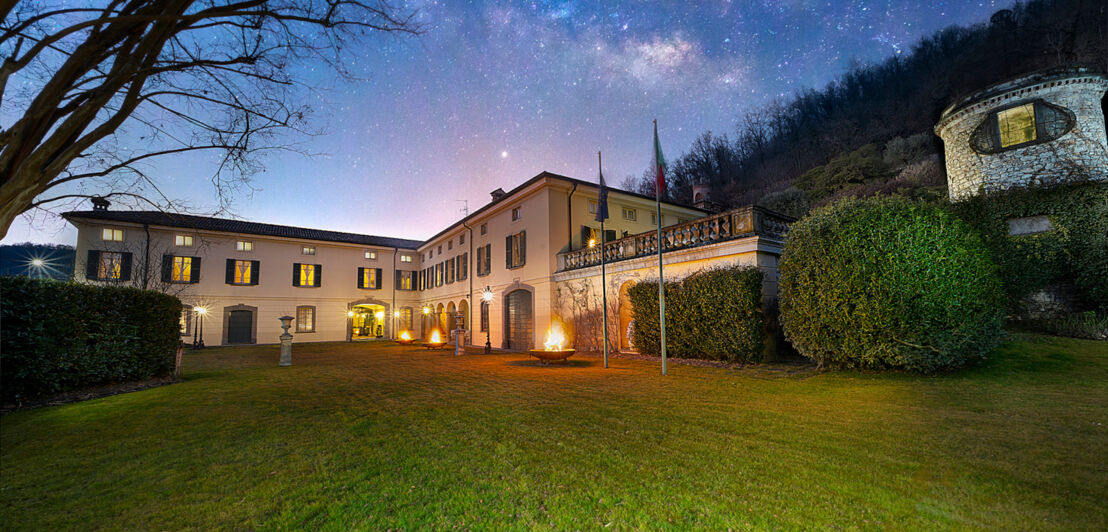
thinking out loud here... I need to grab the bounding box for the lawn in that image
[2,335,1106,530]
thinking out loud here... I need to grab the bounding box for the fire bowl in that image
[423,341,447,350]
[529,348,576,363]
[396,338,415,345]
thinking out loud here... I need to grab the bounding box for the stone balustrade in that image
[558,206,792,272]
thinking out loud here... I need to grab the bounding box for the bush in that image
[795,144,895,203]
[628,265,764,362]
[1014,311,1108,341]
[758,187,810,219]
[779,197,1006,372]
[949,181,1108,314]
[1,277,181,402]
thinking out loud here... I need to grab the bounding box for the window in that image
[180,305,193,336]
[98,251,123,279]
[232,260,254,284]
[588,200,597,214]
[511,207,521,221]
[396,270,415,290]
[365,250,377,260]
[302,246,315,255]
[435,262,444,287]
[998,103,1037,148]
[446,259,455,284]
[476,244,491,276]
[456,253,468,281]
[437,245,443,254]
[359,267,380,289]
[171,256,192,282]
[651,213,657,225]
[506,231,526,269]
[459,233,465,245]
[448,240,453,251]
[480,223,487,235]
[294,263,321,287]
[401,254,412,263]
[175,235,193,247]
[622,207,636,221]
[101,228,123,241]
[480,301,489,332]
[399,307,413,330]
[236,240,253,252]
[296,306,315,332]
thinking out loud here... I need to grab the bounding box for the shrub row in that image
[948,181,1108,314]
[628,265,765,363]
[1,276,181,402]
[779,197,1006,372]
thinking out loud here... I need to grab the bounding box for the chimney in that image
[490,188,507,202]
[91,196,110,211]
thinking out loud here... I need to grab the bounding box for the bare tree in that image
[0,1,421,238]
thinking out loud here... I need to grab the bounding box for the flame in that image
[399,331,411,341]
[430,330,441,343]
[543,321,566,351]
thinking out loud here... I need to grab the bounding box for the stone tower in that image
[934,67,1108,201]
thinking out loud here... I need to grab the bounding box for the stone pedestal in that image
[279,333,292,366]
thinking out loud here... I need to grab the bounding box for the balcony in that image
[558,206,792,272]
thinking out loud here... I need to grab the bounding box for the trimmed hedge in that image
[948,181,1108,314]
[779,197,1006,372]
[628,265,764,362]
[1,276,181,402]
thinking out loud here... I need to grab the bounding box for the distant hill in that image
[0,244,75,280]
[624,0,1107,216]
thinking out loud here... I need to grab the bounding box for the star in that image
[501,151,509,159]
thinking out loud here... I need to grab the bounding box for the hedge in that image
[779,197,1006,372]
[1,276,181,402]
[948,181,1108,314]
[628,265,765,362]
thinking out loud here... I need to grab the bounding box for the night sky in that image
[5,0,1008,245]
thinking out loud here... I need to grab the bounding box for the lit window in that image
[480,223,487,235]
[171,256,192,282]
[98,252,123,279]
[397,270,414,290]
[101,228,123,241]
[365,250,377,260]
[998,103,1037,148]
[507,231,525,268]
[511,207,521,221]
[296,306,315,332]
[400,254,412,263]
[236,241,253,252]
[175,235,193,247]
[622,207,636,221]
[233,260,252,284]
[180,305,192,335]
[362,268,378,289]
[400,307,413,330]
[588,200,597,214]
[459,233,465,245]
[299,264,316,286]
[302,246,315,255]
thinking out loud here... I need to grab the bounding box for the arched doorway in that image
[446,301,457,333]
[457,299,470,346]
[436,303,446,333]
[350,303,386,340]
[504,289,533,350]
[618,281,636,351]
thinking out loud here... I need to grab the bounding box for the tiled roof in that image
[63,210,423,249]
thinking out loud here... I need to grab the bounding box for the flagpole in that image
[654,119,667,376]
[599,151,609,369]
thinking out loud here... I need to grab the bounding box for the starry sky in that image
[5,0,1009,246]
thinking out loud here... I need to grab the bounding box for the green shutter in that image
[163,255,175,283]
[119,253,133,281]
[86,250,100,280]
[374,268,382,289]
[293,263,301,286]
[505,235,512,268]
[225,259,235,284]
[357,267,365,289]
[250,260,260,285]
[314,264,322,287]
[519,231,526,266]
[190,257,201,283]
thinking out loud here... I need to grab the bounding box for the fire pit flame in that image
[543,322,566,351]
[399,331,411,341]
[430,330,441,343]
[530,321,574,363]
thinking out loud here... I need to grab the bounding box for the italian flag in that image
[653,120,667,198]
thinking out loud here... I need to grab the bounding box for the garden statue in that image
[278,315,294,366]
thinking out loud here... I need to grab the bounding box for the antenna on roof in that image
[456,199,469,218]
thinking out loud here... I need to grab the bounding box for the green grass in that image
[2,335,1106,530]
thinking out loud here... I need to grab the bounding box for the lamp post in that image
[482,286,493,354]
[192,306,199,348]
[195,307,207,348]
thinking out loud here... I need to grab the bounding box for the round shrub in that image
[779,197,1006,372]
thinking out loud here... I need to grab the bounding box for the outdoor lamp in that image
[347,310,354,318]
[194,307,207,349]
[393,311,400,318]
[422,306,430,314]
[482,286,493,353]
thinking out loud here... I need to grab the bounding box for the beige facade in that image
[65,172,788,351]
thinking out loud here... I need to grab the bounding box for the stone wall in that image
[935,70,1108,201]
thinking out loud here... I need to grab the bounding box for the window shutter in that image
[519,231,526,266]
[119,252,133,281]
[225,259,235,284]
[190,257,201,283]
[374,268,382,289]
[605,229,617,242]
[580,225,591,248]
[357,267,365,289]
[86,250,100,280]
[314,264,322,287]
[250,260,260,285]
[505,235,513,268]
[293,263,301,286]
[395,270,402,290]
[163,255,174,283]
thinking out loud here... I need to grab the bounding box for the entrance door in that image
[505,290,533,350]
[227,310,253,344]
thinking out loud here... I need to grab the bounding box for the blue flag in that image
[595,166,609,222]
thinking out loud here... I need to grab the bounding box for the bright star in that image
[500,151,508,158]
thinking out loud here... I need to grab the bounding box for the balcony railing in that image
[558,206,792,272]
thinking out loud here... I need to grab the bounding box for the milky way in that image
[6,0,1007,244]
